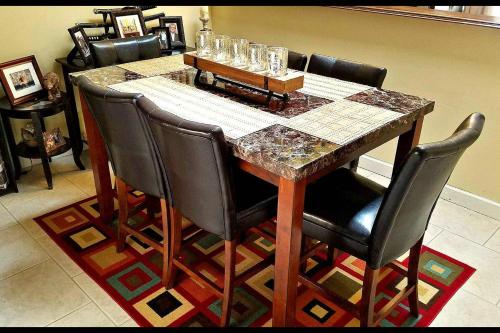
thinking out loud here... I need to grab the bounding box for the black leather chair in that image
[307,53,388,171]
[299,113,485,327]
[307,53,387,89]
[141,106,278,326]
[90,35,161,68]
[75,76,171,285]
[288,50,308,71]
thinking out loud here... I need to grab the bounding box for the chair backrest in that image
[288,50,308,71]
[75,75,165,198]
[140,104,239,240]
[90,35,161,68]
[307,53,387,89]
[369,113,485,268]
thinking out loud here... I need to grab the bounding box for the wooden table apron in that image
[77,85,425,327]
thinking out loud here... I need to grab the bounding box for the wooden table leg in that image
[272,177,306,327]
[79,90,114,224]
[392,115,424,177]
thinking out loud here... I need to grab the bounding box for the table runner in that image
[116,55,191,77]
[110,76,283,139]
[298,72,371,100]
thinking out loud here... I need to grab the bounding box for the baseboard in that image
[359,155,500,220]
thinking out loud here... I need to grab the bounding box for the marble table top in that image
[71,55,434,181]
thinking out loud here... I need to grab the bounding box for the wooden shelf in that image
[183,52,304,95]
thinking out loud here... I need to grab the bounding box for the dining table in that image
[70,53,434,327]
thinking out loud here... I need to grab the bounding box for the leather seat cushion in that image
[303,168,385,259]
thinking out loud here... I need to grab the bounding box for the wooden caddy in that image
[183,52,304,104]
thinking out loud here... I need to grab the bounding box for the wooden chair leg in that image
[160,199,170,287]
[116,178,128,253]
[360,267,379,327]
[349,158,359,172]
[220,239,237,327]
[145,195,160,221]
[300,236,312,272]
[166,206,182,289]
[326,246,340,266]
[408,237,423,317]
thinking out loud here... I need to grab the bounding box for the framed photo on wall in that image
[152,26,171,52]
[68,25,93,65]
[160,16,186,49]
[111,8,147,39]
[0,55,45,106]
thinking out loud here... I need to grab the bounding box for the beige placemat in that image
[116,55,190,77]
[282,99,403,145]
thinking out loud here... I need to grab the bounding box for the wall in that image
[0,6,202,154]
[211,6,500,203]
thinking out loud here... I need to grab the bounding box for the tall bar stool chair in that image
[288,50,308,71]
[76,76,171,285]
[299,113,485,327]
[141,106,278,326]
[307,53,387,172]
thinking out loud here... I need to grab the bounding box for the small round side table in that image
[0,93,85,190]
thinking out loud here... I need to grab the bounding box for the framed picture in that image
[0,55,45,106]
[160,16,186,49]
[152,26,171,52]
[68,25,93,65]
[110,8,147,39]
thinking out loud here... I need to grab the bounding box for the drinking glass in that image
[230,38,249,68]
[247,43,267,72]
[196,30,213,58]
[211,35,230,63]
[267,47,288,77]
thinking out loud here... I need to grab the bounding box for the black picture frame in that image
[110,8,147,39]
[68,26,93,65]
[152,26,171,52]
[160,16,186,50]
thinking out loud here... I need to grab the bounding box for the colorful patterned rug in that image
[34,193,475,327]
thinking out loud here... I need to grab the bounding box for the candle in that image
[200,6,209,19]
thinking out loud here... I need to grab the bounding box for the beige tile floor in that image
[0,152,499,327]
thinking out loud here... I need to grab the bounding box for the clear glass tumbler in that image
[247,43,267,72]
[211,35,230,63]
[230,38,249,68]
[196,30,213,58]
[267,47,288,77]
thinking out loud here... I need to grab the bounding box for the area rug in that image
[34,193,475,327]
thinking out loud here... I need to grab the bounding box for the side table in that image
[0,93,85,190]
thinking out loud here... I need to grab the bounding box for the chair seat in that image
[303,168,385,259]
[234,170,278,235]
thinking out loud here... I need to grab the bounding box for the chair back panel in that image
[288,50,308,71]
[307,53,387,88]
[90,35,161,68]
[76,76,165,198]
[141,105,237,239]
[369,113,485,268]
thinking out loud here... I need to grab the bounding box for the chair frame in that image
[299,236,423,327]
[165,207,277,326]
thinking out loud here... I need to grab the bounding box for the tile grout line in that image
[428,220,499,249]
[71,272,130,326]
[482,225,500,248]
[424,226,443,245]
[43,298,93,327]
[0,257,52,282]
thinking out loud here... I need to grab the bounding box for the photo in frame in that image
[111,8,147,39]
[0,55,45,106]
[68,25,93,65]
[160,16,186,49]
[152,26,171,52]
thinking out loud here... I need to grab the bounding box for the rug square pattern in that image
[33,194,476,327]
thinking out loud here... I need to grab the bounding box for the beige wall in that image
[211,6,500,203]
[0,6,202,149]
